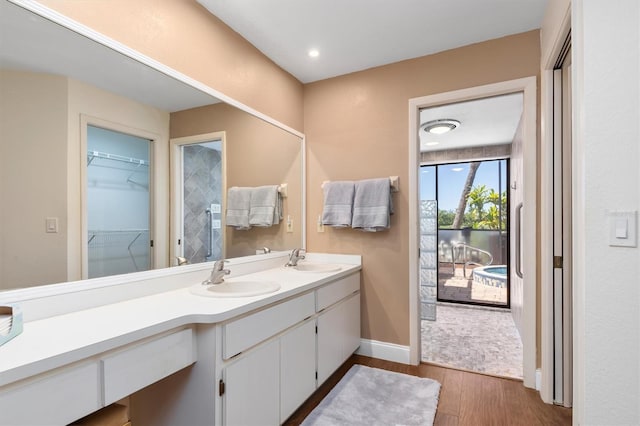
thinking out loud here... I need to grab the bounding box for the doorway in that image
[422,159,510,308]
[85,125,153,278]
[409,77,538,388]
[171,132,226,266]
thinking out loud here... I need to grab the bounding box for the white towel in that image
[249,185,282,227]
[321,181,355,227]
[226,187,251,230]
[352,178,393,232]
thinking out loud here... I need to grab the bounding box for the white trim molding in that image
[539,1,572,406]
[356,339,411,365]
[408,77,538,389]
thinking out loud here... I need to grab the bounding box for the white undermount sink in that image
[190,280,281,298]
[288,263,342,273]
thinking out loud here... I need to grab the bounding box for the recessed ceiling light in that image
[451,167,464,172]
[308,49,319,58]
[421,119,460,135]
[425,142,439,146]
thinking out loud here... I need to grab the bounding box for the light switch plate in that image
[45,217,58,233]
[608,210,637,247]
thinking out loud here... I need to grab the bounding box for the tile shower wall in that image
[183,145,223,263]
[420,200,438,320]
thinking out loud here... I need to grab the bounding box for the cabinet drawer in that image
[102,328,195,405]
[223,292,315,359]
[0,361,101,426]
[316,272,360,312]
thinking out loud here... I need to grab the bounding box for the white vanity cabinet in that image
[0,327,195,426]
[222,319,317,425]
[220,292,317,425]
[0,360,102,426]
[219,271,360,426]
[0,256,361,426]
[316,273,361,385]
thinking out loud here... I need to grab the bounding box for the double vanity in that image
[0,252,362,425]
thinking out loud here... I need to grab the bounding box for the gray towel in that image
[226,187,251,230]
[249,185,282,227]
[322,181,355,227]
[352,178,394,232]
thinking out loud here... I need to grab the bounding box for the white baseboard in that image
[536,368,542,391]
[356,338,411,364]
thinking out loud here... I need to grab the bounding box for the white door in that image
[552,44,573,407]
[317,294,361,385]
[223,339,279,426]
[280,320,316,422]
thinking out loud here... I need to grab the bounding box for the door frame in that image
[408,76,538,389]
[169,131,227,265]
[540,4,572,405]
[80,114,160,279]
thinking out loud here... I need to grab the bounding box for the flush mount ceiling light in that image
[421,119,460,135]
[308,49,319,58]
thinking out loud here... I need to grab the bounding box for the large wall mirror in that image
[0,0,304,292]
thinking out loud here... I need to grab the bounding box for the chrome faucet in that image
[202,260,230,285]
[285,248,306,267]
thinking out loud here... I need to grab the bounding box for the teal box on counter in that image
[0,305,23,347]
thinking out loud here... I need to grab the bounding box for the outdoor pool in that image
[473,265,508,288]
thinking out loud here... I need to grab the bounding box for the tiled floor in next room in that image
[421,303,523,379]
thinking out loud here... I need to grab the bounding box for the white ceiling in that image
[197,0,548,83]
[419,93,524,152]
[195,0,536,152]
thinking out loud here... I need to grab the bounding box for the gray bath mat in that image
[301,364,441,426]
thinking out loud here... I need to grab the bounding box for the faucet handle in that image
[213,259,228,269]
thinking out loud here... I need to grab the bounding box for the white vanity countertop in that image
[0,260,361,387]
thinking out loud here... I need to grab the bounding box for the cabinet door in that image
[223,339,279,426]
[280,320,316,422]
[317,293,361,385]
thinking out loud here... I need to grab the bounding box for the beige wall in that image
[0,71,68,290]
[170,103,302,258]
[38,0,304,132]
[304,31,541,346]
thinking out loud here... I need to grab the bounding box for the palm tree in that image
[451,162,480,228]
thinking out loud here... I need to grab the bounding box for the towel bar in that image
[322,176,399,192]
[277,183,288,198]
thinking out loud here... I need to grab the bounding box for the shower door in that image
[86,125,152,279]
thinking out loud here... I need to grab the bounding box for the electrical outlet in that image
[286,215,294,233]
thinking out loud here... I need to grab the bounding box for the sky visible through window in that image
[420,159,507,211]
